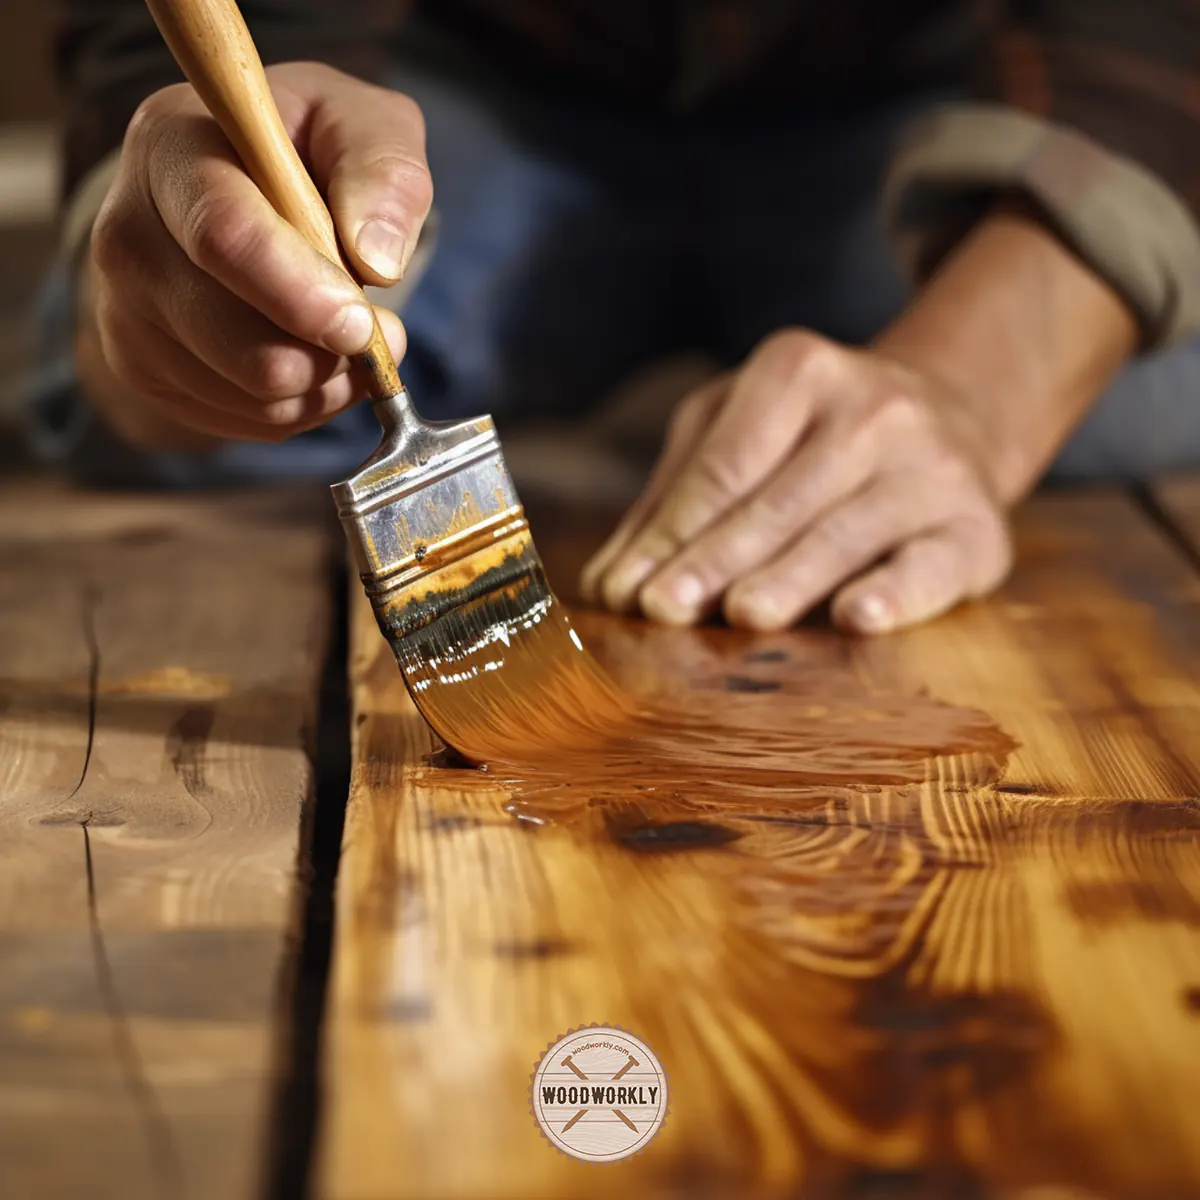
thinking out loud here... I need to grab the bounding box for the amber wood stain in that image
[2,478,1197,1197]
[426,606,1015,863]
[399,525,1013,800]
[319,487,1200,1200]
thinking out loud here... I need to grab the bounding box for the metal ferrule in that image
[330,391,525,600]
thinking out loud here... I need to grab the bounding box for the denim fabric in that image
[20,59,1200,488]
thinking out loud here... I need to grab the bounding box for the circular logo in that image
[530,1025,668,1163]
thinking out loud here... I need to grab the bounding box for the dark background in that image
[0,3,62,460]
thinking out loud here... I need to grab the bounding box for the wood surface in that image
[319,486,1200,1200]
[0,479,332,1200]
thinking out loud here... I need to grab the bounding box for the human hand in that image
[81,62,431,445]
[580,330,1013,634]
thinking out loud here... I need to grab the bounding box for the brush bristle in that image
[331,398,629,762]
[373,529,543,642]
[383,560,633,764]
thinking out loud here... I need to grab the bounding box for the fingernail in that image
[602,557,659,611]
[325,303,374,355]
[642,572,704,624]
[848,593,893,633]
[356,218,407,280]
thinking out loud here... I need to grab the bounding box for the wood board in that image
[319,486,1200,1199]
[0,480,333,1200]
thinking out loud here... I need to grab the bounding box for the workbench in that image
[2,475,1199,1199]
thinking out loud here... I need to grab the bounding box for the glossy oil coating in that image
[392,561,634,763]
[321,490,1200,1200]
[393,532,1010,792]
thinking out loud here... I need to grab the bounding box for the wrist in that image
[876,201,1138,504]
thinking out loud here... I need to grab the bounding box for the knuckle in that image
[182,190,262,273]
[745,489,802,544]
[408,165,435,216]
[381,88,426,136]
[392,89,425,127]
[933,438,970,473]
[241,346,309,401]
[90,202,135,278]
[837,403,884,462]
[815,508,868,562]
[125,85,193,159]
[762,328,839,384]
[872,390,930,435]
[125,89,171,147]
[688,449,751,502]
[367,153,433,214]
[759,326,818,360]
[637,525,685,562]
[124,99,159,150]
[922,437,974,488]
[275,59,337,83]
[714,519,776,573]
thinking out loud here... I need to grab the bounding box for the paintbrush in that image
[145,0,631,762]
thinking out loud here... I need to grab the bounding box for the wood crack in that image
[66,584,100,800]
[73,583,184,1200]
[81,817,183,1200]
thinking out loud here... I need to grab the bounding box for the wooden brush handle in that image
[144,0,402,399]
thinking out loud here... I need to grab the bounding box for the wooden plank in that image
[0,478,333,1200]
[319,486,1200,1200]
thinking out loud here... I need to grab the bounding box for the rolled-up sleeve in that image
[884,0,1200,347]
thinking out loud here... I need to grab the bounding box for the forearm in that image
[877,203,1139,504]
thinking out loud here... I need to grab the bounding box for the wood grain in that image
[319,485,1200,1199]
[0,479,332,1200]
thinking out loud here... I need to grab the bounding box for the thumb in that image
[299,67,434,287]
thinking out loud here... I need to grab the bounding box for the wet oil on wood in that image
[319,486,1200,1200]
[0,480,332,1200]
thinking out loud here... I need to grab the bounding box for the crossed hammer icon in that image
[559,1051,640,1133]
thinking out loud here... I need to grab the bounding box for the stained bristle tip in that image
[385,569,633,763]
